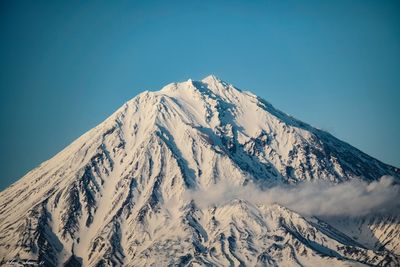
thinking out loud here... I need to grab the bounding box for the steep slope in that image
[326,215,400,255]
[0,75,399,266]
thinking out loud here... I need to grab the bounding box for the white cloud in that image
[186,176,400,217]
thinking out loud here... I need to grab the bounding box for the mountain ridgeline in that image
[0,75,399,266]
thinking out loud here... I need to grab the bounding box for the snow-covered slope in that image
[0,75,399,266]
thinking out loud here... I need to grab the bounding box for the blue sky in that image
[0,0,399,190]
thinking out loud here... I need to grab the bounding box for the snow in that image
[0,75,399,266]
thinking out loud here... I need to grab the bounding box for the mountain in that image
[0,75,399,266]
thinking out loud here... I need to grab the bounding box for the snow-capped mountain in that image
[0,75,399,266]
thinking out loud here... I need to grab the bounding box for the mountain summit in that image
[0,76,399,266]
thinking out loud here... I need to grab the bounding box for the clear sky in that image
[0,0,399,190]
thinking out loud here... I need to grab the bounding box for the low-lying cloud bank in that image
[187,176,400,217]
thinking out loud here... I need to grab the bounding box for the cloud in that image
[186,176,400,217]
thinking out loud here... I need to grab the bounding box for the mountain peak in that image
[201,74,230,89]
[1,76,399,266]
[160,75,233,96]
[201,74,221,83]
